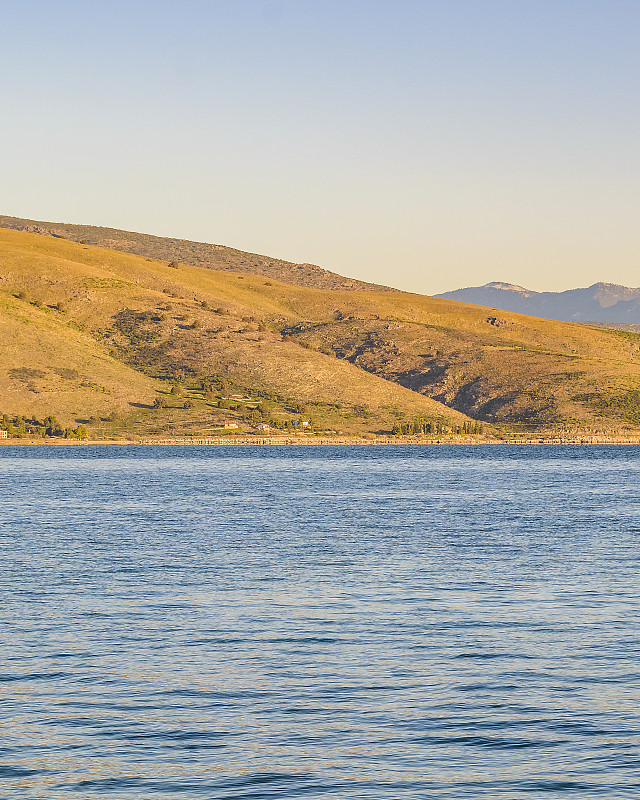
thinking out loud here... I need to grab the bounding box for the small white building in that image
[223,421,239,429]
[0,429,7,439]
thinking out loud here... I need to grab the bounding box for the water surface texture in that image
[1,445,639,799]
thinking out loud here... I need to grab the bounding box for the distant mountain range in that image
[436,282,640,324]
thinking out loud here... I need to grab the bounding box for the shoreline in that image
[3,435,640,446]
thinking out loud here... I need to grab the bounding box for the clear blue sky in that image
[2,0,639,293]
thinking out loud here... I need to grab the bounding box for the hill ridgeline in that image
[0,214,391,293]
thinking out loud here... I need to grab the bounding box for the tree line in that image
[1,414,88,439]
[392,419,483,436]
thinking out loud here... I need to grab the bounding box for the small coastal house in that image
[0,429,7,439]
[223,421,239,429]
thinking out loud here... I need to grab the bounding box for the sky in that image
[2,0,639,294]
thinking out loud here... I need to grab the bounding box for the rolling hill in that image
[3,225,640,439]
[0,228,468,438]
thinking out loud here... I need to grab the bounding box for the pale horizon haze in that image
[2,0,639,295]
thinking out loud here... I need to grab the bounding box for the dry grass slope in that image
[3,227,640,435]
[0,229,466,436]
[0,292,158,420]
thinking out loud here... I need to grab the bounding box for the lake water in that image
[1,445,639,799]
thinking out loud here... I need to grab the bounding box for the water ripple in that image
[1,445,639,799]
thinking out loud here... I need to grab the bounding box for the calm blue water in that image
[1,445,639,799]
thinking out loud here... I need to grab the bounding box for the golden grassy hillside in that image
[0,229,469,436]
[0,289,159,421]
[3,226,640,436]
